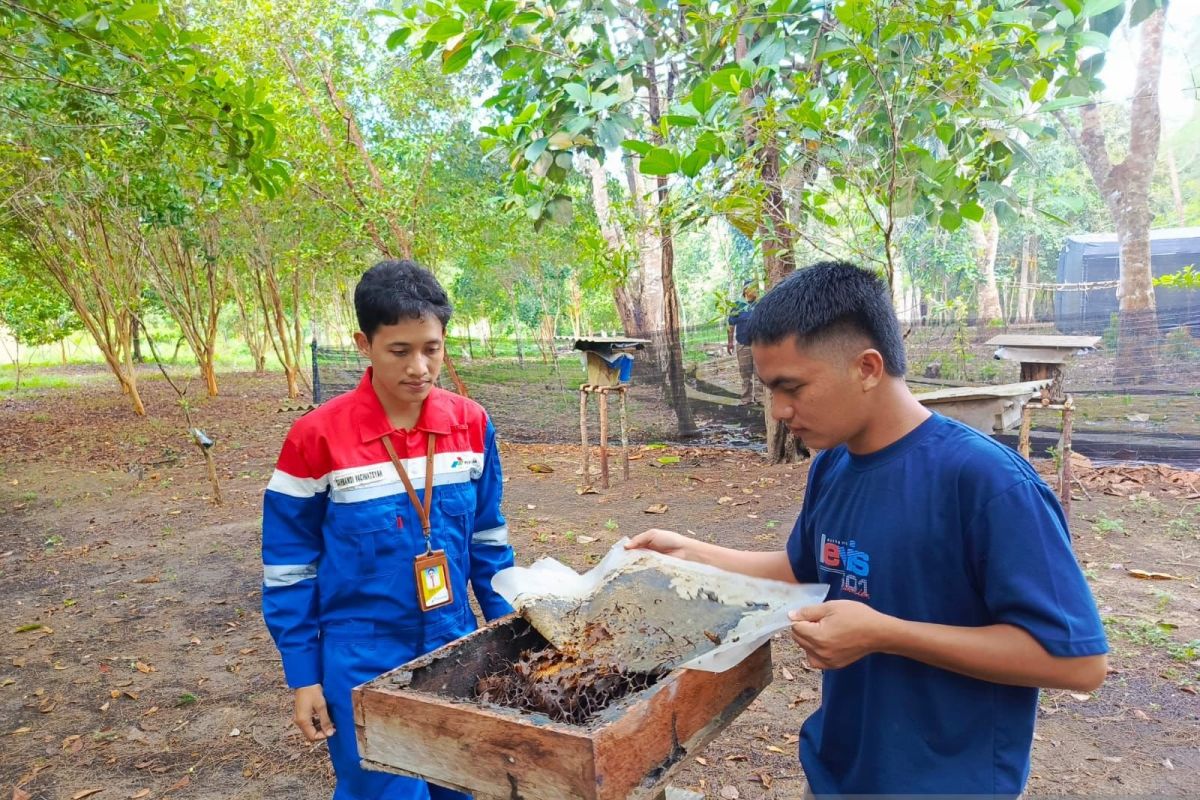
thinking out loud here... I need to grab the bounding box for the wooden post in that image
[619,387,630,481]
[1060,397,1074,517]
[599,388,610,489]
[580,387,591,489]
[1018,404,1033,459]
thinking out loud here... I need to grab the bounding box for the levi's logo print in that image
[819,533,871,599]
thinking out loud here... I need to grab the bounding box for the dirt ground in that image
[2,370,1198,800]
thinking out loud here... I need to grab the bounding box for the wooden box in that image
[352,615,773,800]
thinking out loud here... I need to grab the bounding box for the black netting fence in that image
[313,306,1200,469]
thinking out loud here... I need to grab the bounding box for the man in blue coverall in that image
[262,260,514,799]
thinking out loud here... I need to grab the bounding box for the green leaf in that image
[523,137,549,163]
[1081,0,1123,17]
[427,17,464,43]
[441,42,474,73]
[960,201,985,223]
[663,114,698,128]
[386,28,411,50]
[1129,0,1161,26]
[1029,78,1049,103]
[621,139,653,156]
[1039,95,1089,112]
[1076,30,1109,49]
[511,11,542,26]
[596,120,623,150]
[487,0,516,22]
[564,83,591,108]
[691,81,715,114]
[120,3,160,21]
[656,455,681,465]
[680,150,708,178]
[939,208,963,232]
[547,195,573,224]
[639,147,679,176]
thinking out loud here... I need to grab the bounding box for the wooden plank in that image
[591,644,773,800]
[985,334,1101,349]
[913,379,1049,403]
[357,688,597,799]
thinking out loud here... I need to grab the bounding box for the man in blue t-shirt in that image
[727,281,760,404]
[630,261,1107,798]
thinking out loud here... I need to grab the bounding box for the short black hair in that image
[747,261,907,376]
[354,260,453,340]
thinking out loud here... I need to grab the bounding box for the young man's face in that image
[354,315,445,409]
[752,334,878,452]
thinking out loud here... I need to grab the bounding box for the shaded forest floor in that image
[2,370,1198,799]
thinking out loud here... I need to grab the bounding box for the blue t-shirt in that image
[786,414,1107,797]
[727,300,755,346]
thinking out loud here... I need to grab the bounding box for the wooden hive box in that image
[352,615,773,800]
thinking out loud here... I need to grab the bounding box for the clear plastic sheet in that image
[492,537,829,673]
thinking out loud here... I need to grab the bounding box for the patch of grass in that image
[1104,618,1200,663]
[1091,514,1126,535]
[603,518,619,531]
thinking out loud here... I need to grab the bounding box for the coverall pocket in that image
[327,502,408,578]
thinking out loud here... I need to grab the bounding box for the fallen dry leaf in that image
[1162,758,1175,770]
[717,496,733,505]
[766,745,786,754]
[1126,569,1176,580]
[575,486,598,495]
[129,791,151,800]
[643,503,669,514]
[1069,692,1091,702]
[753,773,773,790]
[71,790,103,800]
[10,726,32,735]
[14,788,31,800]
[134,661,154,674]
[576,535,596,544]
[724,753,747,762]
[781,666,795,681]
[165,776,190,793]
[695,756,708,766]
[135,575,160,584]
[719,786,739,800]
[526,463,554,473]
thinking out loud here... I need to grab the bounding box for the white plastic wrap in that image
[492,537,828,673]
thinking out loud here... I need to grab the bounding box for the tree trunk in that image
[585,156,647,337]
[1059,8,1165,384]
[644,55,696,438]
[971,212,1003,324]
[1165,147,1185,228]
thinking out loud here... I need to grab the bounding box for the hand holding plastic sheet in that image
[492,537,828,673]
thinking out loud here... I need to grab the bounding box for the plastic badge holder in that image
[493,537,829,673]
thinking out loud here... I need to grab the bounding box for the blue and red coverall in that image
[262,371,514,799]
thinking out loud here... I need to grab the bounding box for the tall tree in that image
[1053,2,1167,383]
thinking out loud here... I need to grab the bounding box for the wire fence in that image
[313,307,1200,468]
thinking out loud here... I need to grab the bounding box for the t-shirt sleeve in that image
[968,478,1108,658]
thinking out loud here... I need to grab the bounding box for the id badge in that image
[413,549,454,612]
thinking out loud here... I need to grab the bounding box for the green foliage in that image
[0,247,79,347]
[1153,266,1200,290]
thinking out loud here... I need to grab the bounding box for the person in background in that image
[727,280,760,404]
